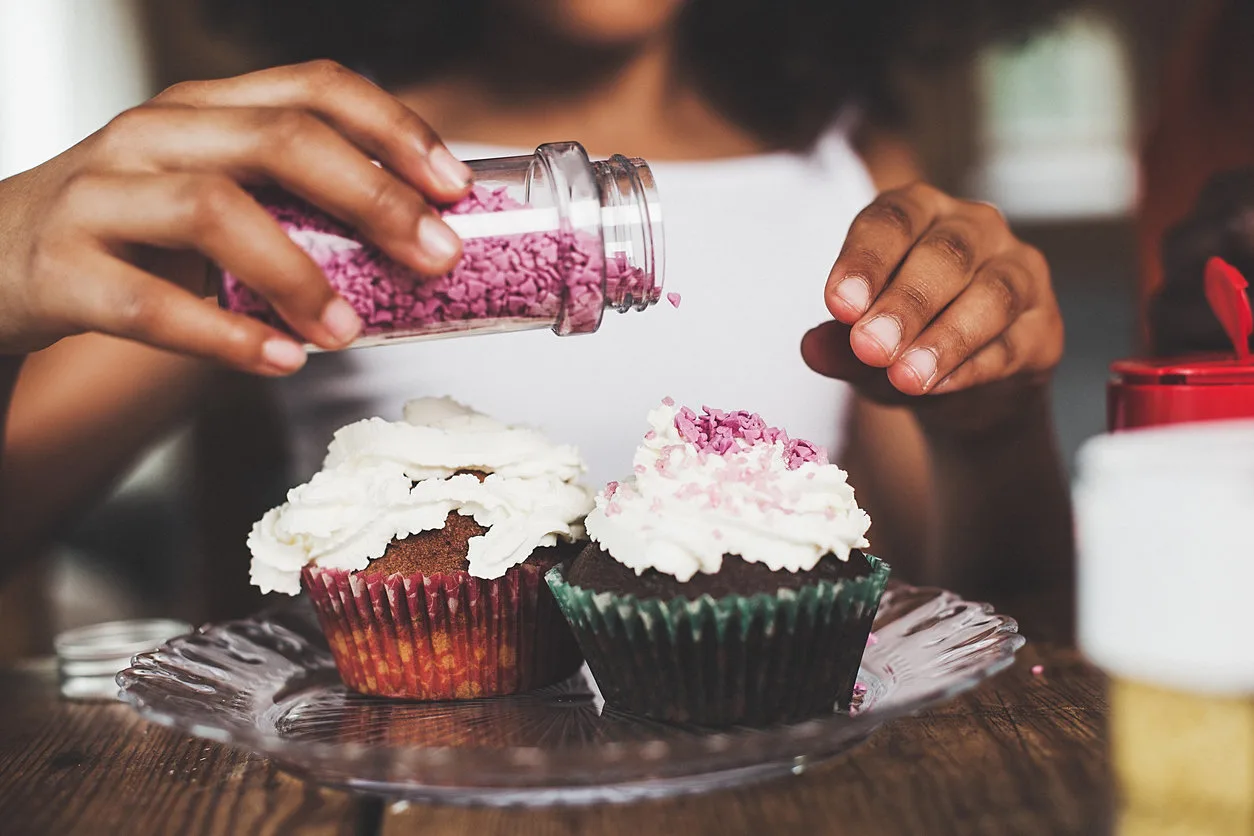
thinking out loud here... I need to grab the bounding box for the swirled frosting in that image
[583,400,871,582]
[249,397,592,594]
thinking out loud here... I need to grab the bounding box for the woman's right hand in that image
[0,60,471,375]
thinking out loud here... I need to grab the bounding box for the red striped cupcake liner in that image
[302,559,583,700]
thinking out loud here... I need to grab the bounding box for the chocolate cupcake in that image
[249,397,590,699]
[546,399,889,727]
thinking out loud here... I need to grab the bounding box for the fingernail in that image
[901,348,938,388]
[861,315,901,357]
[261,338,307,372]
[321,297,363,344]
[834,278,870,314]
[418,214,462,263]
[428,146,472,189]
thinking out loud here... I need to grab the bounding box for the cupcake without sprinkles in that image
[249,397,591,700]
[547,399,890,726]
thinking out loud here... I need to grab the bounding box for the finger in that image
[929,311,1059,395]
[849,216,992,369]
[885,256,1035,395]
[825,185,940,323]
[96,105,462,275]
[63,172,360,348]
[48,252,309,375]
[154,60,472,202]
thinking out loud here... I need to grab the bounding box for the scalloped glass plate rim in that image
[116,582,1024,802]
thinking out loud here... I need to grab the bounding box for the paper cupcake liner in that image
[545,556,890,727]
[303,561,583,700]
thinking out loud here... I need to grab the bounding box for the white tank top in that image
[274,125,877,486]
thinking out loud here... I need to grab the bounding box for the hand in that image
[1151,167,1254,356]
[801,182,1063,434]
[0,60,471,375]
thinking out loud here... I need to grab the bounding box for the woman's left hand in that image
[801,182,1063,434]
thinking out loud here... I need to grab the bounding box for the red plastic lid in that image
[1113,257,1254,385]
[1111,355,1254,385]
[1204,256,1251,363]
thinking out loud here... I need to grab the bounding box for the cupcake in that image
[248,397,591,699]
[546,399,890,726]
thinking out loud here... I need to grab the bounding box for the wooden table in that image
[0,636,1111,836]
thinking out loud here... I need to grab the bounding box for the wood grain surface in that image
[0,661,371,836]
[0,639,1110,836]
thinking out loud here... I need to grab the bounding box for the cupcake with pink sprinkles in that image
[546,399,890,727]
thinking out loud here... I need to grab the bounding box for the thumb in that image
[801,321,903,403]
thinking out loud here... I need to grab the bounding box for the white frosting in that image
[249,397,593,594]
[583,403,871,582]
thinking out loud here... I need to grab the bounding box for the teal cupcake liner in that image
[545,556,890,727]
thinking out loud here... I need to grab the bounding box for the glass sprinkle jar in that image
[218,142,664,347]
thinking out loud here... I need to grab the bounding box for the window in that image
[971,11,1136,220]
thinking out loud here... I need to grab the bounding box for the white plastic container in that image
[1074,420,1254,834]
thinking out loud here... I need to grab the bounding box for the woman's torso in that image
[273,126,877,486]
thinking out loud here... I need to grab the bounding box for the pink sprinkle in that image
[1031,665,1044,677]
[662,396,675,407]
[665,403,827,469]
[852,683,867,695]
[605,502,622,517]
[712,529,723,540]
[605,481,619,499]
[866,632,878,647]
[634,464,646,474]
[666,292,682,309]
[676,483,705,500]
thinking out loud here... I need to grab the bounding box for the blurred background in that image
[0,0,1201,654]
